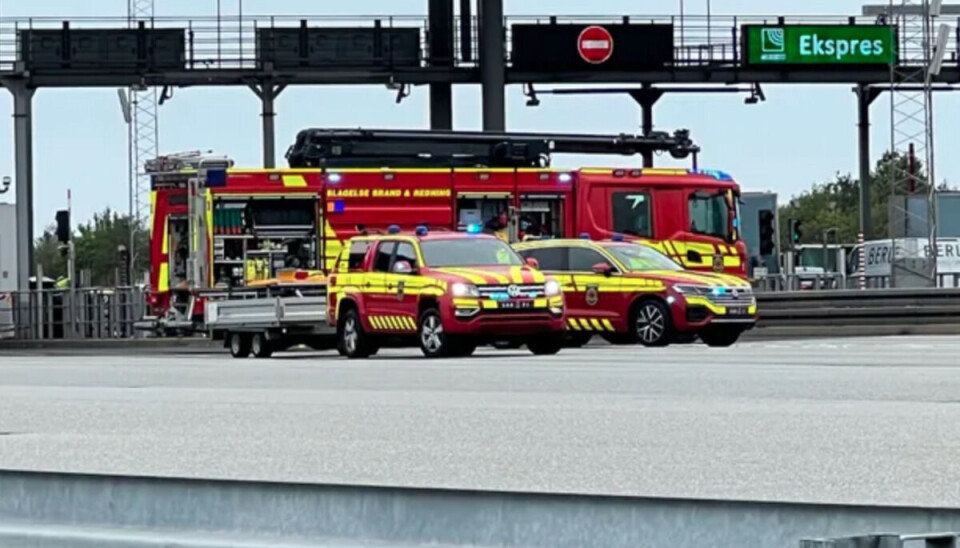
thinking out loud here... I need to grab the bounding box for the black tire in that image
[633,299,674,347]
[228,333,251,358]
[339,309,377,359]
[450,341,478,357]
[251,333,274,358]
[699,327,743,348]
[565,332,593,348]
[418,308,452,358]
[601,333,635,345]
[527,337,563,355]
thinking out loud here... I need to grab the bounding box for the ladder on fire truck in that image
[285,128,701,168]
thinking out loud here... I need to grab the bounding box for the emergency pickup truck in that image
[514,237,757,347]
[328,226,567,358]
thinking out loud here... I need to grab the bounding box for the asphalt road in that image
[1,336,958,507]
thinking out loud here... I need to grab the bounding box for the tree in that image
[35,208,149,287]
[777,150,948,246]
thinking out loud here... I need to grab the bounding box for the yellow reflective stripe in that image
[534,298,547,308]
[602,319,615,331]
[578,318,592,330]
[481,300,498,309]
[281,175,308,187]
[162,220,169,254]
[568,318,581,330]
[590,318,603,331]
[149,191,157,238]
[530,269,546,283]
[435,268,487,284]
[389,316,401,330]
[454,298,480,307]
[371,317,382,330]
[158,263,169,292]
[549,295,564,307]
[403,316,415,330]
[509,266,525,283]
[480,269,511,284]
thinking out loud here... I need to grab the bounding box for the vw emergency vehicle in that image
[328,226,567,358]
[514,237,758,347]
[144,128,748,332]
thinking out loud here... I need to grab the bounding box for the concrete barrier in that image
[3,469,960,548]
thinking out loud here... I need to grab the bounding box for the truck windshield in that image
[420,238,524,267]
[605,244,684,272]
[688,191,732,240]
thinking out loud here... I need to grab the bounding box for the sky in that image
[0,0,956,233]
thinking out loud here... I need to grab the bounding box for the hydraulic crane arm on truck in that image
[286,128,700,168]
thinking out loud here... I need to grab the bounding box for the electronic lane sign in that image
[743,25,897,66]
[512,23,673,72]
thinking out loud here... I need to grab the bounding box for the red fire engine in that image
[144,129,747,332]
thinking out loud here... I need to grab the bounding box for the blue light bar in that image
[694,169,734,181]
[333,199,345,214]
[611,233,624,242]
[415,225,428,236]
[579,233,591,240]
[712,287,727,296]
[387,224,401,234]
[205,168,227,187]
[466,223,482,234]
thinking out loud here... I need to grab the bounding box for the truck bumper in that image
[441,307,566,336]
[671,296,758,332]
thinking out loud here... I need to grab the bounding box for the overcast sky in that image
[0,0,955,232]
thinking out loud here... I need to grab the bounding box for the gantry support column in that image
[250,81,287,168]
[478,0,505,131]
[629,84,665,168]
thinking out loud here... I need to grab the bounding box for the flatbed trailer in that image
[204,274,338,358]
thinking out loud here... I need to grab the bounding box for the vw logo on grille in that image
[507,284,521,298]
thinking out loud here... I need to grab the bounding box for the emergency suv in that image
[327,226,567,358]
[514,237,757,347]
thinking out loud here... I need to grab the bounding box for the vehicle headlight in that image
[544,279,561,297]
[674,284,712,296]
[450,282,480,297]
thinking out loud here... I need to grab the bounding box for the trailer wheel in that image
[228,333,251,358]
[251,333,274,358]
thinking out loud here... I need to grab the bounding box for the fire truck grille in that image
[477,284,546,299]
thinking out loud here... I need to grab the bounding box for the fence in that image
[2,287,147,341]
[753,273,960,292]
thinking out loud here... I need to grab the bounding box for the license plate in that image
[498,300,533,310]
[727,306,748,316]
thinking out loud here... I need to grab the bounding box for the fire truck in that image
[143,128,747,332]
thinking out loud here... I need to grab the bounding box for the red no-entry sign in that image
[577,25,614,64]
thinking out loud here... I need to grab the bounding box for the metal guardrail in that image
[801,533,959,547]
[756,287,960,327]
[754,274,960,292]
[0,13,954,73]
[3,469,960,548]
[2,287,146,341]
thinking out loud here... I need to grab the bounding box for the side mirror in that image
[392,260,414,274]
[687,249,703,263]
[525,257,540,269]
[592,262,614,277]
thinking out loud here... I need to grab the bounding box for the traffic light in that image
[757,209,776,256]
[55,210,70,243]
[788,218,803,245]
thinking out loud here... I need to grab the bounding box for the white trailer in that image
[204,276,337,358]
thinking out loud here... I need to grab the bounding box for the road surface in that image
[0,336,957,507]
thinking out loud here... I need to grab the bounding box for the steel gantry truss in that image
[126,0,160,279]
[887,0,943,288]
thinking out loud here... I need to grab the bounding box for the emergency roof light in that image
[415,225,429,236]
[466,223,482,234]
[611,234,624,242]
[579,233,591,240]
[387,224,401,234]
[693,169,733,181]
[332,200,345,214]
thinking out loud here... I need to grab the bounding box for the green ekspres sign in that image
[744,25,897,65]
